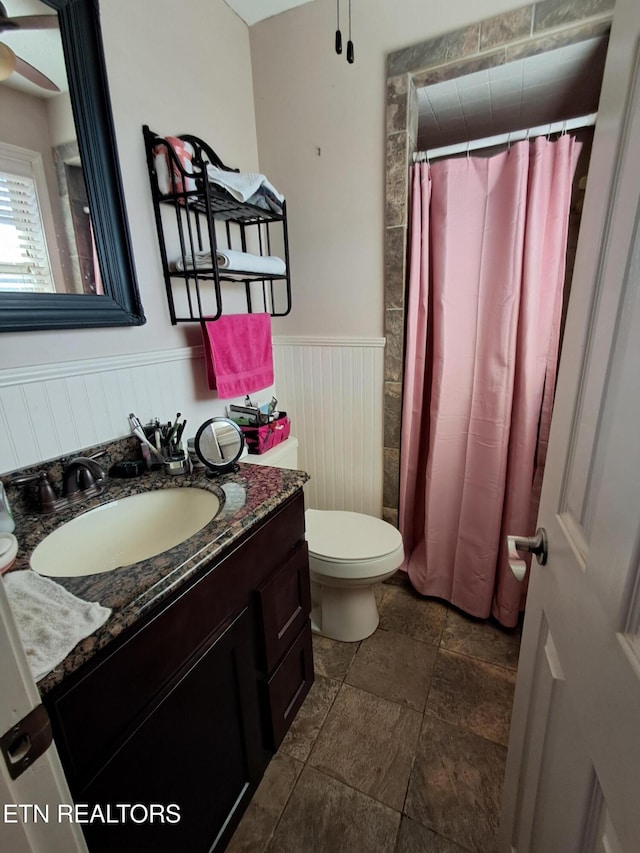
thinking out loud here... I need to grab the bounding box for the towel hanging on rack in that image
[201,313,274,398]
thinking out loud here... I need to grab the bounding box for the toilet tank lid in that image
[305,510,403,562]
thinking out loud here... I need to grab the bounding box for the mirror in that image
[0,0,145,331]
[194,418,245,475]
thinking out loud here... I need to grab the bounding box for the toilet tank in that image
[241,437,299,469]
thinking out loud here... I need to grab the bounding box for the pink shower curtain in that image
[399,136,580,627]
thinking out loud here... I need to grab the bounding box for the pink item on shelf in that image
[201,313,274,398]
[153,136,197,195]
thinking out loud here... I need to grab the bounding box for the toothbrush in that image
[129,413,165,461]
[166,412,182,446]
[175,419,187,448]
[132,426,166,462]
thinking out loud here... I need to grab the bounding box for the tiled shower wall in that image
[382,0,614,525]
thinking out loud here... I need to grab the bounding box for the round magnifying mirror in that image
[194,418,245,475]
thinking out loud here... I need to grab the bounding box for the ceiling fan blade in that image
[0,14,58,33]
[14,54,59,92]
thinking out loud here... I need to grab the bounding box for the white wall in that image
[0,0,530,498]
[250,0,531,339]
[0,0,267,470]
[0,0,259,370]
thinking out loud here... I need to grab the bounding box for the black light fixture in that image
[334,0,354,63]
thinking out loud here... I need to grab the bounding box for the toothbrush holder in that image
[164,451,189,476]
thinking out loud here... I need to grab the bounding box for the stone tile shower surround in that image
[382,0,613,525]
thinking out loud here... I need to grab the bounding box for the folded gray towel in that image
[3,570,111,681]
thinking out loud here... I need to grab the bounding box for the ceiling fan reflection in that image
[0,1,59,92]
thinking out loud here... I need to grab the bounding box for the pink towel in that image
[201,314,274,398]
[153,136,196,195]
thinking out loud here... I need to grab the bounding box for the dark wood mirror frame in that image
[0,0,145,332]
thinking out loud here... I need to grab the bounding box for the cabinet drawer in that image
[266,625,313,749]
[258,542,311,672]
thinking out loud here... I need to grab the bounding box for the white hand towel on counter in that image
[173,248,286,276]
[3,570,111,681]
[206,165,284,205]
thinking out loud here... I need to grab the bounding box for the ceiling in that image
[417,36,608,152]
[224,0,315,26]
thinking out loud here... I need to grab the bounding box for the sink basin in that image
[30,488,221,578]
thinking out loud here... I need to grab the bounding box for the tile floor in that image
[227,577,521,853]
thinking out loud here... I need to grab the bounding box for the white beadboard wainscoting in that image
[0,337,385,518]
[0,347,268,474]
[273,336,385,517]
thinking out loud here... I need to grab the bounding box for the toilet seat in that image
[305,509,404,580]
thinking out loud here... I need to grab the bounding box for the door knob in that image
[506,528,548,581]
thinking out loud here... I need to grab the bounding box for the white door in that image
[500,0,640,850]
[0,581,87,852]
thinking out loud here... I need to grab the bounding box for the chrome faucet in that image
[62,457,107,499]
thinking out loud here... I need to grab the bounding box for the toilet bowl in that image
[243,437,405,642]
[305,509,404,642]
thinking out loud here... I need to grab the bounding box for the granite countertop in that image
[8,461,308,695]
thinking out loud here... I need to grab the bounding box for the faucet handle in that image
[6,471,58,513]
[6,471,46,487]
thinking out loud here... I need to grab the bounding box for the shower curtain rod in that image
[413,112,598,163]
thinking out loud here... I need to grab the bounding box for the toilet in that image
[243,437,405,642]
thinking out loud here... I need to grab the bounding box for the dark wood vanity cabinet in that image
[43,490,313,853]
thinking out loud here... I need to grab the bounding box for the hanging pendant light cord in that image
[347,0,354,63]
[335,0,342,54]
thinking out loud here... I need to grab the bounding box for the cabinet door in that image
[79,608,267,853]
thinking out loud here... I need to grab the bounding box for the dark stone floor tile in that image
[426,650,516,747]
[268,765,400,853]
[312,634,360,681]
[226,753,303,853]
[309,683,421,810]
[378,583,447,646]
[279,674,340,762]
[395,815,470,852]
[441,609,521,670]
[345,628,436,711]
[405,716,506,853]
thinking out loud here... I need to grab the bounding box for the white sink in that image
[30,488,221,578]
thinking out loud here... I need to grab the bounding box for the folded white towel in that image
[206,165,284,205]
[4,571,111,681]
[174,249,286,276]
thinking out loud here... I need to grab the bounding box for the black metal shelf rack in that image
[142,125,292,324]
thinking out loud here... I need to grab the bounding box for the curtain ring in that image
[562,120,567,136]
[507,131,512,150]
